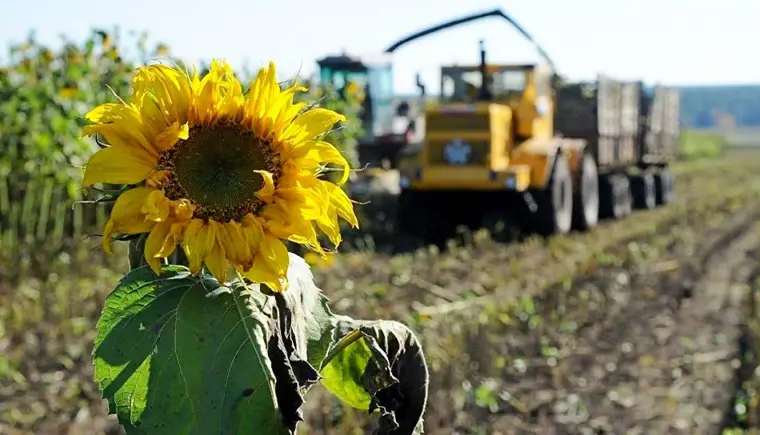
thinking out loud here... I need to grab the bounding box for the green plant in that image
[0,29,173,266]
[93,245,428,434]
[79,59,426,434]
[679,130,728,160]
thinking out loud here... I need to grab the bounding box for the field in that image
[2,143,760,434]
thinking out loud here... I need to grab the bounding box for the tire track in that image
[442,198,760,434]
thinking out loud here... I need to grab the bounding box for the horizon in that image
[1,0,759,94]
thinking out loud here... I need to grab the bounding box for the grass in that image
[679,130,729,159]
[2,149,760,434]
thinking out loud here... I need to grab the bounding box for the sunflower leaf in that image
[319,317,430,435]
[93,264,290,434]
[93,253,429,434]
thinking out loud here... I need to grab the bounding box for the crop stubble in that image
[303,150,760,434]
[2,151,760,434]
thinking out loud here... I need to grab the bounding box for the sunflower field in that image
[1,28,432,435]
[0,29,364,281]
[5,23,760,435]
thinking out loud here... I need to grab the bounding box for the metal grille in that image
[426,113,490,133]
[426,139,490,166]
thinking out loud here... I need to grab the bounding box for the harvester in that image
[316,9,556,169]
[396,29,680,240]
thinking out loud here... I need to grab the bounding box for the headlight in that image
[504,175,516,189]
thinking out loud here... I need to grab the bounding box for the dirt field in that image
[3,150,760,434]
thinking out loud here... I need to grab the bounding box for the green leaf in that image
[93,265,289,434]
[94,252,429,434]
[277,254,336,371]
[320,318,430,434]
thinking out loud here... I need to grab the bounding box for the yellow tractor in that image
[396,40,679,240]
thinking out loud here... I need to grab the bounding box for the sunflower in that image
[82,60,358,291]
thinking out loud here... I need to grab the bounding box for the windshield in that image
[441,68,527,102]
[318,63,395,138]
[319,66,369,89]
[367,65,394,137]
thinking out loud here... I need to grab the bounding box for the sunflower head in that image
[83,60,358,291]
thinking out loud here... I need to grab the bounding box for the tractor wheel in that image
[630,172,656,210]
[534,154,574,236]
[572,153,600,231]
[654,170,675,205]
[599,174,633,220]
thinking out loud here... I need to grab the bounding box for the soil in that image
[3,151,760,435]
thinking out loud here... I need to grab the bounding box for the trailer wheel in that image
[535,154,573,236]
[618,175,633,217]
[600,174,632,219]
[630,172,656,210]
[654,170,675,205]
[572,153,600,231]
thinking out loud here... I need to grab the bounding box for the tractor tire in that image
[572,153,600,231]
[654,170,675,205]
[599,173,633,220]
[534,154,574,236]
[630,172,656,210]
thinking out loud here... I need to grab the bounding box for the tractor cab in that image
[316,53,395,140]
[434,42,556,143]
[441,64,531,105]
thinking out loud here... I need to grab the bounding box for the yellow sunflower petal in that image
[316,205,342,247]
[275,187,323,220]
[321,180,359,227]
[249,62,281,136]
[102,187,157,253]
[142,189,171,222]
[259,203,298,239]
[287,108,346,143]
[242,257,282,292]
[83,146,157,187]
[254,170,276,203]
[144,221,172,274]
[172,199,196,221]
[191,60,229,126]
[162,223,186,257]
[132,64,193,125]
[216,221,253,270]
[205,242,230,284]
[286,216,321,251]
[261,234,290,276]
[101,220,117,255]
[241,213,265,252]
[182,219,215,274]
[294,141,350,185]
[84,103,158,155]
[155,121,189,151]
[264,84,307,136]
[246,67,268,120]
[250,234,290,292]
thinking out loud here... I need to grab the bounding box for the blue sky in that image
[1,0,758,94]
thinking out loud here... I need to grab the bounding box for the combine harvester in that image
[395,10,680,240]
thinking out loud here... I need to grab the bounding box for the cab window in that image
[441,70,482,103]
[441,68,528,102]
